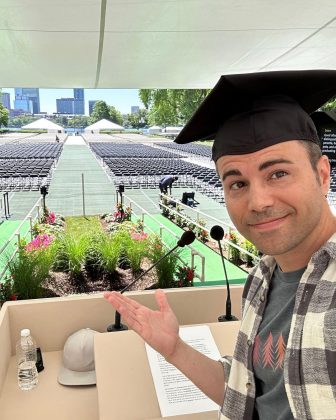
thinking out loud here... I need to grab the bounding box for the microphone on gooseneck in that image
[210,225,238,322]
[107,230,196,332]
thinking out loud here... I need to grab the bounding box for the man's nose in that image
[247,183,274,213]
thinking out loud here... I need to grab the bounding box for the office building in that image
[89,100,98,115]
[56,98,74,114]
[14,88,40,114]
[14,97,33,113]
[73,88,84,114]
[1,92,10,109]
[131,106,139,114]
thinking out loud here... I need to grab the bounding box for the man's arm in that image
[104,290,225,406]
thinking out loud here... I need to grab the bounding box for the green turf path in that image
[46,144,117,216]
[141,213,247,286]
[0,220,30,281]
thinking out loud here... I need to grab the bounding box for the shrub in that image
[195,218,208,243]
[242,239,258,267]
[126,230,149,274]
[98,234,123,287]
[0,277,17,302]
[226,230,241,265]
[8,244,55,300]
[53,234,89,280]
[148,235,180,288]
[84,234,104,280]
[175,265,195,288]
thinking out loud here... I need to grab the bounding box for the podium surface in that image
[94,322,240,420]
[0,351,98,420]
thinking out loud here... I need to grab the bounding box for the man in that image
[104,70,336,419]
[159,175,178,195]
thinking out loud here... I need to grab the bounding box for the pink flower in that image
[45,212,56,224]
[131,231,148,241]
[25,234,54,252]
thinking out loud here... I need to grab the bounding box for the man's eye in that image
[230,181,245,190]
[270,170,287,179]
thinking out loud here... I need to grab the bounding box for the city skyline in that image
[1,88,142,115]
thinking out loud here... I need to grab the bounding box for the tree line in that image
[0,89,210,130]
[2,88,336,130]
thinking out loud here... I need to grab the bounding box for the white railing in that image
[0,197,43,281]
[158,193,260,263]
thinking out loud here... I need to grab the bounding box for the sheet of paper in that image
[145,325,221,417]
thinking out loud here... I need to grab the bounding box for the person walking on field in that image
[105,70,336,420]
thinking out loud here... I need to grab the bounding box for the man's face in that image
[216,140,330,257]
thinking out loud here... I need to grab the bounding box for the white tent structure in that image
[1,1,336,89]
[22,118,64,133]
[148,126,161,135]
[164,126,183,134]
[84,119,124,133]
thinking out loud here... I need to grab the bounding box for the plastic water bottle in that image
[16,329,38,391]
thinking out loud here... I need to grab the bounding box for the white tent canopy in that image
[22,118,64,133]
[84,119,124,132]
[1,1,336,89]
[148,125,161,134]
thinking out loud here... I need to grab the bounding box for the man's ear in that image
[317,155,331,195]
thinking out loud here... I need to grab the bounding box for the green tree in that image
[90,100,111,123]
[123,108,148,129]
[0,104,9,128]
[0,90,9,128]
[138,89,210,126]
[321,98,336,111]
[109,106,123,126]
[68,115,90,129]
[9,115,36,128]
[55,115,69,127]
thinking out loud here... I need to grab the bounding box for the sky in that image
[1,88,143,115]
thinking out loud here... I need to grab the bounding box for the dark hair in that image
[299,140,322,171]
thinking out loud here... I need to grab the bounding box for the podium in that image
[0,287,242,419]
[94,322,240,420]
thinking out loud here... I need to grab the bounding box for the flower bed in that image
[1,205,195,303]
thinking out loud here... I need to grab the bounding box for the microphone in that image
[210,225,238,322]
[107,230,196,332]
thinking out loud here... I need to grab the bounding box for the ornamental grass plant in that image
[97,233,123,286]
[148,235,181,289]
[7,242,55,300]
[125,230,149,274]
[53,234,90,281]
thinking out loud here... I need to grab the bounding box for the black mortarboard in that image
[174,70,336,161]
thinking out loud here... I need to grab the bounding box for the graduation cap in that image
[174,70,336,161]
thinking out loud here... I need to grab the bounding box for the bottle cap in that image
[21,329,30,337]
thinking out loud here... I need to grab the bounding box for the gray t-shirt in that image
[253,265,305,420]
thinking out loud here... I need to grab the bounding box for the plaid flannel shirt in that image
[219,234,336,420]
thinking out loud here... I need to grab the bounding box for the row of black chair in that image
[0,143,63,159]
[103,157,224,203]
[154,142,212,158]
[89,142,184,159]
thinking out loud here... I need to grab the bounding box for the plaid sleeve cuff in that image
[218,356,233,419]
[219,355,233,386]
